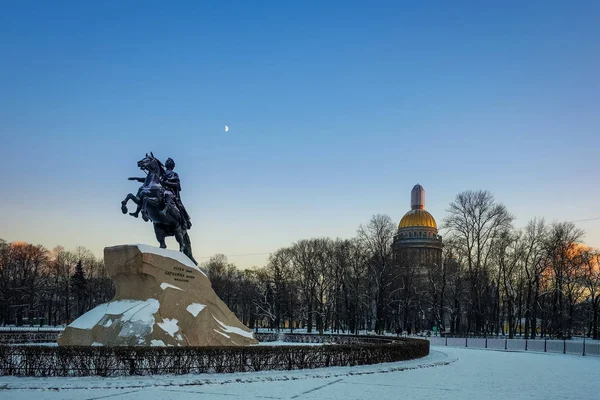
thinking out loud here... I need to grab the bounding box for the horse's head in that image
[137,152,163,175]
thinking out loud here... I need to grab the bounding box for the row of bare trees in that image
[0,241,113,326]
[203,214,418,335]
[2,190,598,338]
[443,190,600,338]
[208,190,600,339]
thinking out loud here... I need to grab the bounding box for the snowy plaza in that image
[1,346,598,399]
[2,2,600,400]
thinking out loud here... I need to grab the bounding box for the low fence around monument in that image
[0,334,429,377]
[0,331,61,344]
[0,331,393,345]
[0,326,64,332]
[255,332,395,344]
[429,336,600,357]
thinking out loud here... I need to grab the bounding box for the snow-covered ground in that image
[1,346,598,399]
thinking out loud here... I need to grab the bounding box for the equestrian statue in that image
[121,152,197,265]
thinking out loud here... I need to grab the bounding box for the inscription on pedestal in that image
[164,265,195,282]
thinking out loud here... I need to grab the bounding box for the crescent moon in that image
[225,125,229,132]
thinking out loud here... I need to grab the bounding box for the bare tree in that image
[581,249,600,339]
[203,254,239,308]
[0,241,48,326]
[289,238,326,333]
[249,267,276,329]
[518,218,548,338]
[443,190,514,334]
[340,239,370,333]
[264,248,297,331]
[544,222,584,336]
[441,240,467,334]
[493,230,524,338]
[357,214,395,333]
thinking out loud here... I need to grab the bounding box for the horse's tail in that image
[184,231,198,266]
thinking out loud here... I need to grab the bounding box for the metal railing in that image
[0,326,64,332]
[429,336,600,357]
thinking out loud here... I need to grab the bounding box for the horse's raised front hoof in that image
[129,212,139,218]
[142,212,149,222]
[121,204,128,214]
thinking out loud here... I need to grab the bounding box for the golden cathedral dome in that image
[399,209,437,229]
[398,184,438,229]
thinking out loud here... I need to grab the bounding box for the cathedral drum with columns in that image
[393,184,443,275]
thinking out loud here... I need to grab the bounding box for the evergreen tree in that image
[71,260,87,318]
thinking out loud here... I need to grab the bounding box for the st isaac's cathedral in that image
[392,184,443,279]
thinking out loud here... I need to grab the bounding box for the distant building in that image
[393,184,443,278]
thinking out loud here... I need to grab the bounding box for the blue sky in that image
[1,1,599,268]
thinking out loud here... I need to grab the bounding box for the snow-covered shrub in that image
[0,335,429,377]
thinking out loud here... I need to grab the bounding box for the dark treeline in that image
[0,242,114,326]
[2,190,599,339]
[209,190,600,339]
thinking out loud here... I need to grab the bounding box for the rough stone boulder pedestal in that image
[58,245,258,346]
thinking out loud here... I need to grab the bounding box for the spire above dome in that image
[411,184,425,210]
[399,184,438,230]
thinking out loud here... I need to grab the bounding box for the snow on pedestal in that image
[58,244,257,346]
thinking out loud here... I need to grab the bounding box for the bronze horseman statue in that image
[121,153,197,265]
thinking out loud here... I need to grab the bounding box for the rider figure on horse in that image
[160,157,192,230]
[126,156,192,230]
[123,153,197,264]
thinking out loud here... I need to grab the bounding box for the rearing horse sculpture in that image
[121,153,197,265]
